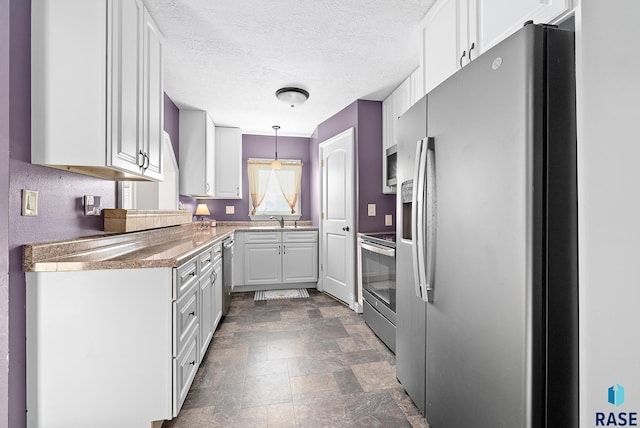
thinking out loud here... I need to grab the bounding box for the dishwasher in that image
[222,236,234,315]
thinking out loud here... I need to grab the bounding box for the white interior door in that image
[319,128,355,307]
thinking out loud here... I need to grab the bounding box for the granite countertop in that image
[24,222,318,273]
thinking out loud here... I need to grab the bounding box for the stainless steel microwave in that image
[386,144,397,187]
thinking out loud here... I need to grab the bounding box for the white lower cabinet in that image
[25,240,227,428]
[282,242,318,283]
[239,230,318,288]
[245,243,283,285]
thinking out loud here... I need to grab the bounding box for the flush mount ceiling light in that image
[271,125,282,170]
[275,87,309,107]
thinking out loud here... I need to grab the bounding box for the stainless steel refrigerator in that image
[396,23,578,427]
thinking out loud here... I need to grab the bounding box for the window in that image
[248,159,302,219]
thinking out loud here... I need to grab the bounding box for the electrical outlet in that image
[367,204,376,217]
[385,214,393,226]
[22,189,38,216]
[225,205,235,215]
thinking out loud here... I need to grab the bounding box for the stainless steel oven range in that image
[358,232,396,353]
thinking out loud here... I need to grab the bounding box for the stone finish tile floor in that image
[163,290,428,428]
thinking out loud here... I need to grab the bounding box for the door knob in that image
[342,226,350,232]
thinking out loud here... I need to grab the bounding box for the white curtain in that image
[274,162,302,214]
[247,160,272,215]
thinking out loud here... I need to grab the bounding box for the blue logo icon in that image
[609,384,625,407]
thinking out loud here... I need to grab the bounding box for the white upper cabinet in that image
[214,127,243,199]
[421,0,573,93]
[382,76,412,194]
[179,111,242,199]
[180,110,215,197]
[31,0,163,181]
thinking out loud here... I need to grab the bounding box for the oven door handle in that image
[359,241,395,257]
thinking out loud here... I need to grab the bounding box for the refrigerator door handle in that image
[414,138,430,302]
[411,139,424,300]
[425,137,436,302]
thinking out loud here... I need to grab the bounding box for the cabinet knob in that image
[189,271,196,277]
[189,361,196,366]
[188,311,195,317]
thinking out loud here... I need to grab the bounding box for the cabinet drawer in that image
[200,246,215,276]
[174,284,199,357]
[176,258,198,299]
[173,327,199,416]
[244,231,281,243]
[283,230,318,243]
[212,242,223,263]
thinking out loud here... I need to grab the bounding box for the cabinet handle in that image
[189,361,196,366]
[278,245,281,255]
[206,183,211,192]
[468,42,476,62]
[137,150,145,168]
[188,311,195,317]
[212,271,217,283]
[283,245,286,255]
[189,271,196,277]
[236,186,239,196]
[459,50,466,68]
[143,152,150,170]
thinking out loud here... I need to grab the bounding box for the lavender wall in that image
[0,0,10,423]
[311,100,395,233]
[181,133,312,222]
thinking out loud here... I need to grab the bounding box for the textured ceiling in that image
[145,0,437,137]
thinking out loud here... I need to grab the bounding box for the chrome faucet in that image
[269,215,285,228]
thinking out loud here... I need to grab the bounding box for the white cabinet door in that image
[393,78,411,122]
[421,0,572,94]
[244,244,282,285]
[475,0,572,53]
[382,96,394,194]
[199,271,213,358]
[214,127,242,199]
[422,0,459,94]
[212,260,223,330]
[282,243,318,283]
[31,0,163,181]
[109,0,145,176]
[382,77,410,195]
[141,7,163,181]
[410,65,424,106]
[179,110,215,197]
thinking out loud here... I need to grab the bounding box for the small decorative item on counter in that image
[210,219,217,227]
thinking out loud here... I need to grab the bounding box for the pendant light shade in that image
[271,125,282,170]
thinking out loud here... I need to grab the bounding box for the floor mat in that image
[254,288,310,301]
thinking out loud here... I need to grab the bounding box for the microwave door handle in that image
[359,241,395,257]
[425,137,436,302]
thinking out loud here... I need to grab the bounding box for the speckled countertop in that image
[24,221,317,272]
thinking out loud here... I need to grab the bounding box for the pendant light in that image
[271,125,282,170]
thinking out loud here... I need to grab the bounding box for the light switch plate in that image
[22,189,38,216]
[84,195,102,215]
[226,205,235,214]
[385,214,393,226]
[367,204,376,217]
